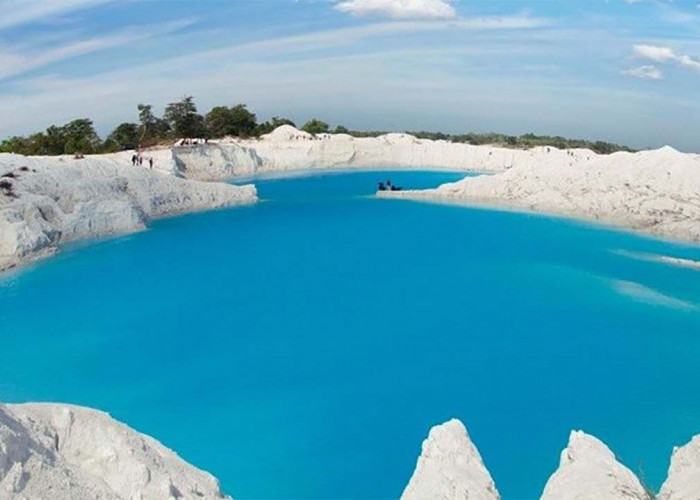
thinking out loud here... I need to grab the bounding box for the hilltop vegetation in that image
[0,95,633,156]
[406,131,634,155]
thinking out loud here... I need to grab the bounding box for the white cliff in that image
[659,434,700,500]
[0,402,230,500]
[401,419,500,500]
[0,151,257,272]
[540,431,649,500]
[171,125,596,181]
[381,145,700,243]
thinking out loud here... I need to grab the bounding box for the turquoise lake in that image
[2,170,700,499]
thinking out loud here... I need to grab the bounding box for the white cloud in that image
[0,10,546,84]
[167,14,547,57]
[634,44,675,61]
[0,0,119,31]
[620,0,669,4]
[335,0,457,20]
[0,19,195,81]
[619,0,698,23]
[633,44,700,71]
[622,65,663,80]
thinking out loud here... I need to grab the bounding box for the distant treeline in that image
[0,95,634,156]
[404,131,634,155]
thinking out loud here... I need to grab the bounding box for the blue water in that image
[2,170,700,499]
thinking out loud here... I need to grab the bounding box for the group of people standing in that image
[377,179,403,191]
[131,154,154,169]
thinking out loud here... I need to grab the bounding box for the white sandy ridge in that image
[380,145,700,243]
[0,151,257,272]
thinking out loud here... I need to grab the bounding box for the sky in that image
[0,0,699,151]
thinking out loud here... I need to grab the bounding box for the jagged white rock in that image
[401,419,500,500]
[2,406,700,499]
[0,402,230,499]
[540,431,648,500]
[659,433,700,500]
[0,151,257,271]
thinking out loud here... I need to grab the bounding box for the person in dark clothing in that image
[378,182,386,191]
[149,157,154,169]
[131,154,137,166]
[386,179,392,187]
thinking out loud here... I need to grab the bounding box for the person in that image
[149,157,154,169]
[377,182,386,191]
[131,154,137,166]
[138,155,143,166]
[386,179,392,187]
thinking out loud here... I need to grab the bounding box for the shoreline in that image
[377,189,700,250]
[3,125,699,274]
[375,143,700,247]
[228,165,487,184]
[0,150,258,273]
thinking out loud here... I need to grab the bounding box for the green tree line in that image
[0,95,633,156]
[404,131,634,155]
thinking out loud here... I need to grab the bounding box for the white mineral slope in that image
[400,419,500,500]
[0,151,257,271]
[171,125,597,181]
[380,146,700,243]
[659,434,700,500]
[400,421,680,500]
[540,431,649,500]
[0,402,230,499]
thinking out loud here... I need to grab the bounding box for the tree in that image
[164,96,205,138]
[104,122,140,151]
[256,116,296,136]
[301,119,330,135]
[62,119,101,154]
[0,122,100,155]
[0,95,636,156]
[43,125,67,155]
[137,104,170,141]
[205,104,257,138]
[205,106,232,138]
[228,104,257,137]
[0,136,35,155]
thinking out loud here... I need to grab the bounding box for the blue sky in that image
[1,0,699,150]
